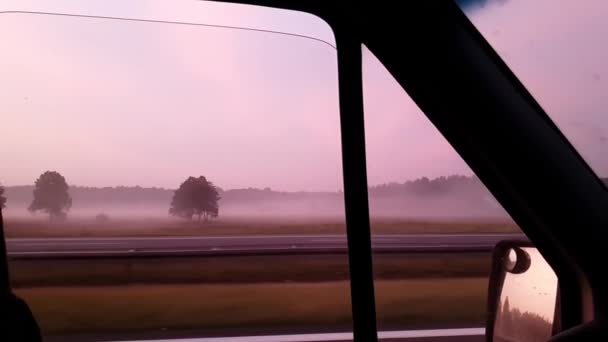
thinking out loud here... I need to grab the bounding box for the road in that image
[6,233,525,258]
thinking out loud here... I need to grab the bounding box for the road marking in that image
[114,328,485,342]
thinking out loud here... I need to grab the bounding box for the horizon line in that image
[0,174,485,192]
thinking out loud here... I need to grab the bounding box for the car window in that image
[0,1,572,341]
[362,45,523,332]
[456,0,608,184]
[0,1,355,340]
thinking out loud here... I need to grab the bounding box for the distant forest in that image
[3,176,607,218]
[495,296,553,342]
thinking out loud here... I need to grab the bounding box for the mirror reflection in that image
[493,247,558,342]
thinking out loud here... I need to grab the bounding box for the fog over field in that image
[2,175,509,220]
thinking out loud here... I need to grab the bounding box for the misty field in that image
[4,216,519,238]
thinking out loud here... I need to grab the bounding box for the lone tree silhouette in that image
[0,184,6,209]
[169,176,220,222]
[28,171,72,221]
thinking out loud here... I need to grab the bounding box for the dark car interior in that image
[1,1,607,341]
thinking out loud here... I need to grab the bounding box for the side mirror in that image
[487,241,559,342]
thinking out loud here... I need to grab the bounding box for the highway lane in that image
[6,234,525,257]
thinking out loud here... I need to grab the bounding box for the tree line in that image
[0,171,221,222]
[1,174,607,219]
[369,174,484,196]
[494,296,553,342]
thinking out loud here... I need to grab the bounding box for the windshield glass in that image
[457,0,608,183]
[0,1,353,340]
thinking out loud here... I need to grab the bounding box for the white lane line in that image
[112,328,484,342]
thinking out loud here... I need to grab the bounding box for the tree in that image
[0,185,6,209]
[501,296,513,337]
[28,171,72,221]
[169,176,220,222]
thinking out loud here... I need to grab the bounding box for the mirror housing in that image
[487,240,559,342]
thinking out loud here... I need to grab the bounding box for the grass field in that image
[10,253,491,338]
[16,278,488,337]
[4,217,519,238]
[10,253,491,287]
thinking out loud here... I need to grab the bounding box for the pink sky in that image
[464,0,608,177]
[0,0,606,191]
